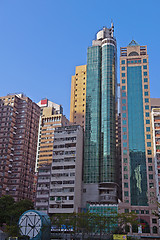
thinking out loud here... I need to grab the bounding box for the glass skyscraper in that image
[82,24,118,206]
[119,41,158,235]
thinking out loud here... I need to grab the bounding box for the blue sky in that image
[0,0,160,118]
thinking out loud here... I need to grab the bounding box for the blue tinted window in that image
[123,120,126,125]
[148,150,152,155]
[123,142,127,147]
[147,142,151,147]
[143,59,147,63]
[122,73,125,77]
[145,92,148,96]
[122,99,126,104]
[144,78,148,82]
[145,105,149,110]
[144,85,148,89]
[143,65,147,69]
[122,106,126,111]
[122,113,126,118]
[146,127,150,132]
[123,127,127,132]
[147,134,151,139]
[122,67,125,71]
[145,98,149,103]
[122,86,126,90]
[122,79,125,83]
[144,72,148,76]
[146,112,149,117]
[149,174,153,179]
[123,135,127,140]
[138,60,141,63]
[148,158,152,163]
[146,120,150,124]
[122,60,125,64]
[123,150,127,155]
[122,92,126,97]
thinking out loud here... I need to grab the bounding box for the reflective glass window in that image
[138,60,141,63]
[123,142,127,147]
[122,73,125,77]
[124,191,129,196]
[144,85,148,89]
[123,120,126,125]
[147,134,151,139]
[145,105,149,110]
[123,135,127,140]
[146,112,149,117]
[143,65,147,69]
[122,106,126,111]
[122,92,126,97]
[122,79,125,83]
[147,150,152,155]
[122,113,126,118]
[122,86,126,90]
[148,166,153,171]
[124,182,128,188]
[145,92,148,96]
[147,142,151,147]
[148,158,152,163]
[145,98,149,103]
[122,67,125,70]
[122,99,126,104]
[144,78,148,82]
[146,120,150,124]
[123,150,127,155]
[144,72,148,76]
[143,59,147,63]
[124,174,128,179]
[123,127,127,132]
[146,127,150,132]
[123,158,127,163]
[122,60,125,64]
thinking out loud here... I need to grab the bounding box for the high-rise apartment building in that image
[36,99,69,171]
[151,98,160,202]
[70,65,86,128]
[0,93,40,201]
[49,125,83,214]
[82,24,118,208]
[119,41,159,235]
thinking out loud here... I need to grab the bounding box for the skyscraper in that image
[119,41,158,235]
[70,65,87,129]
[0,93,40,201]
[82,24,118,207]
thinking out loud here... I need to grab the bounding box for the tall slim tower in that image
[82,23,118,207]
[119,41,158,235]
[70,65,87,129]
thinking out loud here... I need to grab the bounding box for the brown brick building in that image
[0,93,40,201]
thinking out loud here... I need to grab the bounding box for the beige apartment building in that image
[70,65,86,128]
[36,99,69,171]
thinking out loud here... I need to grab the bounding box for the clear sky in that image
[0,0,160,118]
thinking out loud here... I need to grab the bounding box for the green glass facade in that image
[84,42,117,184]
[127,66,148,206]
[84,46,101,183]
[101,44,117,183]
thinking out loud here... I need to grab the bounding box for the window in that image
[122,86,126,90]
[124,166,128,171]
[147,134,151,139]
[145,98,149,103]
[144,78,148,82]
[144,72,148,76]
[152,219,157,224]
[124,191,128,196]
[123,120,126,125]
[148,158,152,163]
[145,92,148,96]
[122,113,126,118]
[123,142,127,148]
[122,99,126,104]
[125,209,129,213]
[123,158,127,163]
[149,182,154,188]
[123,135,127,140]
[146,120,150,124]
[122,73,125,77]
[122,67,125,71]
[143,59,147,63]
[146,127,150,131]
[143,65,147,69]
[123,127,127,132]
[124,174,128,180]
[147,142,151,147]
[122,79,125,83]
[121,60,125,64]
[146,112,149,117]
[146,210,149,214]
[147,150,152,155]
[123,150,127,155]
[141,210,144,214]
[122,92,126,97]
[144,85,148,89]
[138,60,141,63]
[122,106,126,111]
[148,166,153,171]
[124,182,128,188]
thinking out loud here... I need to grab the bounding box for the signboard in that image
[113,235,127,240]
